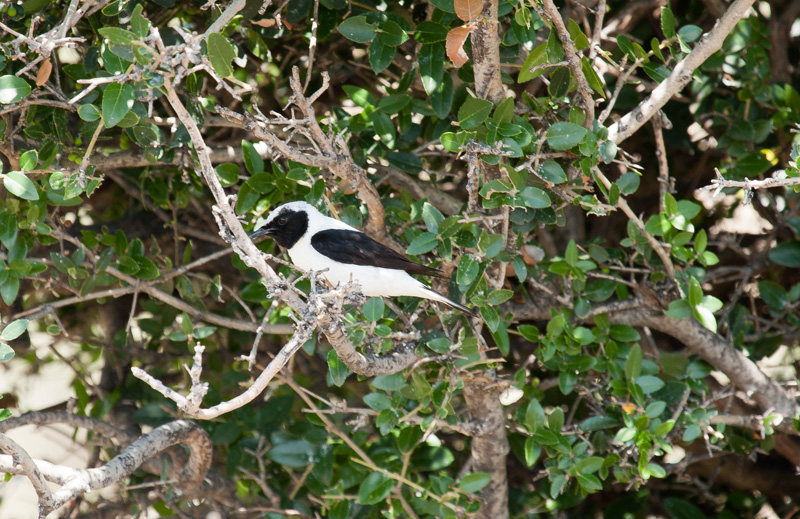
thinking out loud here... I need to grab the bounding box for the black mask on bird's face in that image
[249,208,309,249]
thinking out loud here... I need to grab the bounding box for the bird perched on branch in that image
[250,201,478,318]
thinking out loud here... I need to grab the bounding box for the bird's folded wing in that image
[310,229,442,277]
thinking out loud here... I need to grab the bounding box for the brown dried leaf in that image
[521,244,545,265]
[446,26,473,68]
[252,18,276,27]
[454,0,483,22]
[36,58,52,87]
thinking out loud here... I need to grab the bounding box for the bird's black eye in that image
[278,215,289,225]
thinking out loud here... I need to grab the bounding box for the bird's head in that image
[249,201,314,249]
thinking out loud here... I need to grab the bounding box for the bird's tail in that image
[422,287,479,318]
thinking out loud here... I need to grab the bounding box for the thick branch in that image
[539,0,596,126]
[607,0,756,143]
[509,297,798,419]
[462,374,509,519]
[611,306,798,418]
[0,433,55,515]
[470,0,504,104]
[0,420,212,517]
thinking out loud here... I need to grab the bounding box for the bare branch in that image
[133,323,311,419]
[608,0,757,143]
[0,433,55,515]
[538,0,596,126]
[703,168,800,202]
[0,420,213,517]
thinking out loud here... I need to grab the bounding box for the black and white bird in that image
[249,201,478,317]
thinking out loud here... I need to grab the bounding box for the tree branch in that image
[539,0,596,126]
[607,0,757,143]
[0,420,213,518]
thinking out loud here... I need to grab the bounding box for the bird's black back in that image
[311,229,442,278]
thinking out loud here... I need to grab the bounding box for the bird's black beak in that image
[249,226,271,241]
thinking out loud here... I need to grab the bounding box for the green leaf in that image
[98,27,137,45]
[131,3,150,37]
[636,375,665,394]
[0,343,14,361]
[457,254,479,285]
[430,72,453,118]
[207,32,236,78]
[369,38,395,74]
[580,416,620,431]
[519,43,547,83]
[386,151,422,174]
[0,76,31,104]
[567,19,590,49]
[769,241,800,267]
[363,297,385,321]
[78,103,101,122]
[661,7,676,39]
[338,15,379,43]
[617,34,635,59]
[459,473,492,493]
[419,43,445,95]
[580,56,605,97]
[363,392,392,411]
[19,150,37,172]
[102,83,135,128]
[688,277,703,307]
[215,163,239,186]
[617,172,640,195]
[759,280,787,310]
[518,186,550,208]
[694,306,717,332]
[480,304,501,332]
[358,472,394,505]
[665,299,692,319]
[134,257,160,280]
[546,28,564,63]
[458,96,493,130]
[538,160,567,184]
[525,399,545,433]
[573,456,604,474]
[1,277,19,305]
[577,474,603,492]
[327,349,351,387]
[378,20,408,46]
[625,344,642,381]
[266,439,314,468]
[242,140,264,175]
[406,232,438,255]
[422,202,444,233]
[487,289,513,305]
[370,111,396,148]
[1,318,28,341]
[664,498,706,519]
[678,24,702,43]
[479,233,504,258]
[414,21,449,43]
[50,252,74,273]
[518,324,539,342]
[493,97,515,124]
[646,401,667,418]
[546,122,587,150]
[372,373,406,391]
[3,172,39,200]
